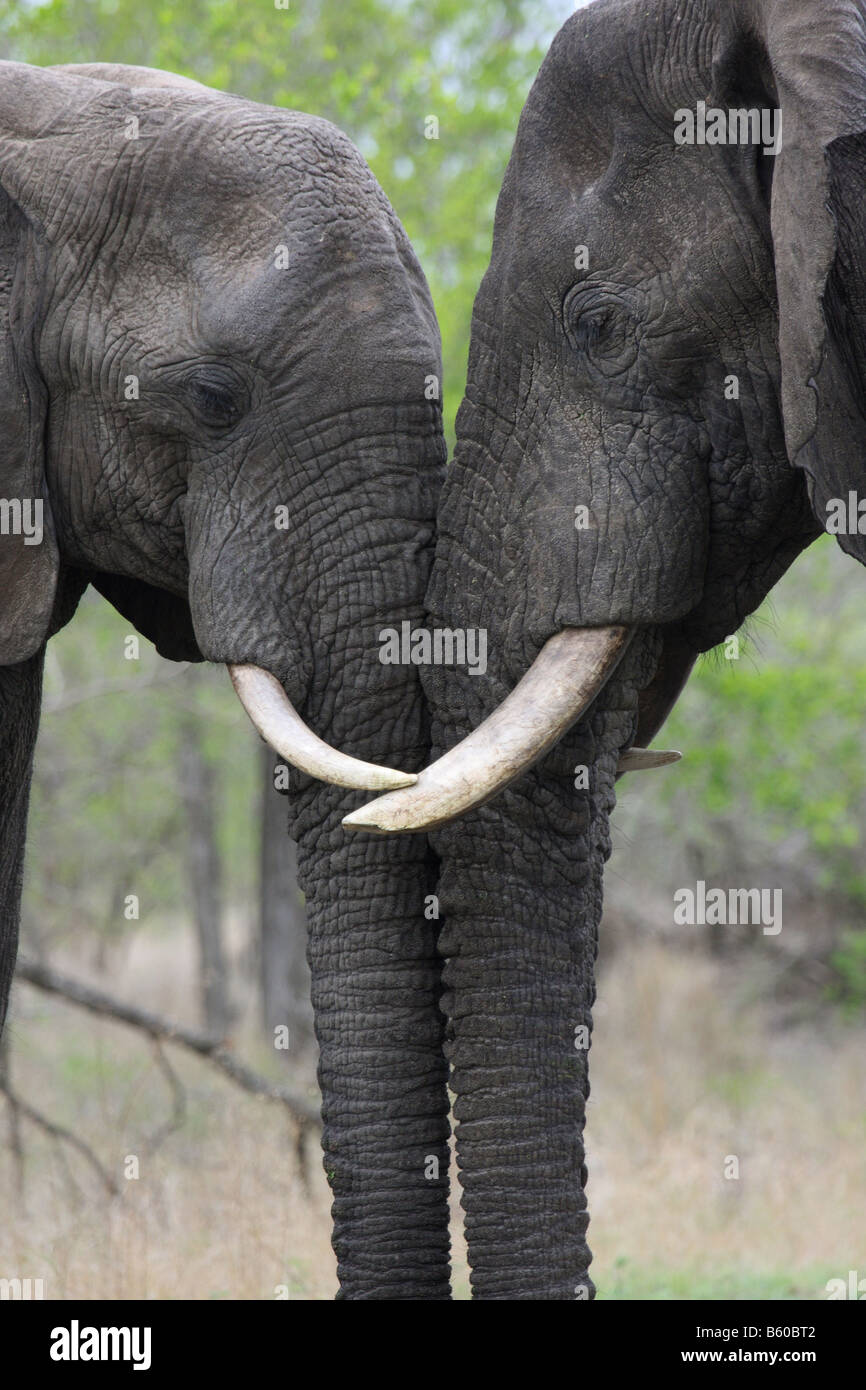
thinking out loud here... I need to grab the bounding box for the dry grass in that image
[588,942,866,1298]
[1,928,862,1300]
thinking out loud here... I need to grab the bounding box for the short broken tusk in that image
[228,663,418,791]
[342,625,632,834]
[617,747,682,772]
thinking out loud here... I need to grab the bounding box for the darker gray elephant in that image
[349,0,865,1297]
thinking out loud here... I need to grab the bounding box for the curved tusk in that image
[617,747,682,773]
[342,626,631,834]
[228,663,418,791]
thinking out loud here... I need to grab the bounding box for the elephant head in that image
[347,0,866,1296]
[0,61,451,1296]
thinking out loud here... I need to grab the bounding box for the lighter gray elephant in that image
[0,61,450,1298]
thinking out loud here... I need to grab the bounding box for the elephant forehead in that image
[498,0,771,284]
[126,107,396,251]
[492,126,774,335]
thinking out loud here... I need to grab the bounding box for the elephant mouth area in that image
[342,621,692,835]
[90,572,203,665]
[90,572,417,795]
[632,622,698,752]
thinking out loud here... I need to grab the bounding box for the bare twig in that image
[0,1032,24,1195]
[15,956,320,1130]
[145,1039,187,1155]
[0,1081,119,1195]
[42,663,191,715]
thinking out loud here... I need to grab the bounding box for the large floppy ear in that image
[0,62,106,664]
[715,1,866,560]
[0,199,58,665]
[0,62,151,663]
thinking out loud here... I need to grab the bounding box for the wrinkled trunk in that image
[429,644,654,1298]
[280,416,450,1298]
[0,651,44,1029]
[290,727,449,1298]
[423,410,661,1295]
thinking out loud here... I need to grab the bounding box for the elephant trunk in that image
[436,824,600,1298]
[293,781,450,1297]
[430,639,655,1298]
[277,417,450,1298]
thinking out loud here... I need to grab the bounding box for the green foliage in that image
[602,1256,840,1301]
[828,929,866,1014]
[628,537,866,921]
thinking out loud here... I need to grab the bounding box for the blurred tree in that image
[24,592,257,973]
[177,671,231,1036]
[258,746,313,1057]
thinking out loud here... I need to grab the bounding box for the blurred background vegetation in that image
[0,0,864,1300]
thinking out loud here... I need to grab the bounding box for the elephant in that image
[347,0,866,1298]
[0,61,453,1298]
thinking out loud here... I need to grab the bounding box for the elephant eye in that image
[185,370,247,430]
[563,288,636,370]
[572,307,616,352]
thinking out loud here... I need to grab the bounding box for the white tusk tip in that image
[342,810,388,833]
[369,771,418,791]
[228,662,419,790]
[617,747,682,772]
[342,794,418,833]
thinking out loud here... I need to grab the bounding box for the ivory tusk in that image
[617,747,682,772]
[228,663,418,791]
[342,626,631,834]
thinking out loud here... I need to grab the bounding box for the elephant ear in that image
[0,193,58,664]
[0,62,113,664]
[717,1,866,560]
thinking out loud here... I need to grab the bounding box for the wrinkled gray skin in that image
[0,63,450,1298]
[423,0,866,1297]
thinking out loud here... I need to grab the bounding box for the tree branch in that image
[145,1038,187,1156]
[15,957,320,1130]
[41,663,191,715]
[0,1081,119,1195]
